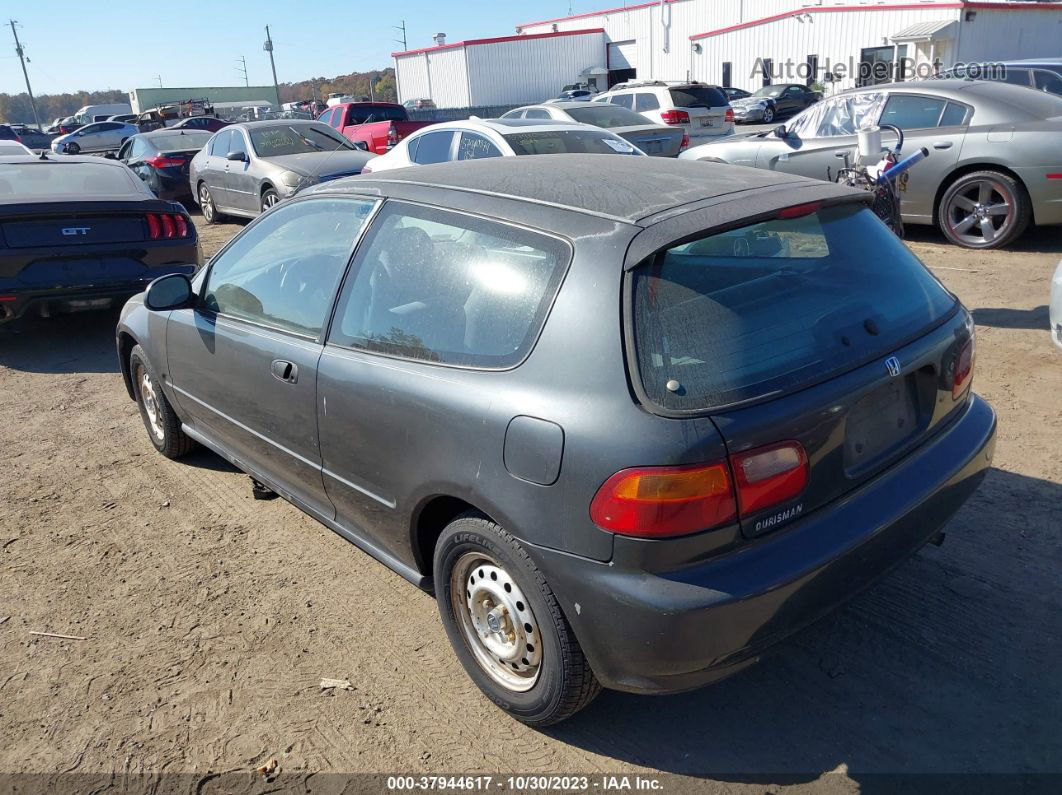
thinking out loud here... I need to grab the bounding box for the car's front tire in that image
[261,187,281,213]
[65,142,80,155]
[130,344,196,459]
[761,106,775,123]
[434,514,601,726]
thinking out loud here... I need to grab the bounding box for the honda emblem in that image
[885,356,902,377]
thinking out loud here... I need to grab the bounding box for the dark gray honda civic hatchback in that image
[117,155,996,725]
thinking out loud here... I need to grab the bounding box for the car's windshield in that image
[503,130,644,155]
[0,162,138,195]
[630,204,957,410]
[150,131,212,151]
[249,124,355,156]
[564,105,655,128]
[753,86,786,98]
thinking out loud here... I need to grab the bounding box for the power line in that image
[8,20,42,130]
[236,55,248,87]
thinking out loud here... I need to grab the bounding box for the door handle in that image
[932,141,954,150]
[271,359,298,383]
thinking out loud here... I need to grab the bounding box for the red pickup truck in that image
[317,102,434,155]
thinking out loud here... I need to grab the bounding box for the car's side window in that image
[328,202,571,368]
[635,93,660,112]
[939,101,970,127]
[209,130,231,156]
[1034,69,1062,95]
[457,132,503,160]
[118,140,133,160]
[878,94,948,130]
[610,94,634,109]
[524,109,551,119]
[1000,68,1031,87]
[500,110,524,119]
[202,198,377,337]
[318,108,334,126]
[129,138,150,160]
[411,131,455,164]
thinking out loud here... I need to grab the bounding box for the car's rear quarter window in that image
[630,204,957,411]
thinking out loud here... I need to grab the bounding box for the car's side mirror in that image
[773,125,789,138]
[226,151,248,162]
[144,273,194,311]
[352,140,369,151]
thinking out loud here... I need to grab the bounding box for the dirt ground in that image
[1,210,1060,791]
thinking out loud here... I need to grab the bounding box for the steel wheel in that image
[198,183,216,223]
[943,176,1016,248]
[137,365,165,443]
[451,551,542,692]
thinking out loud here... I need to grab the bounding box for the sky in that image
[1,0,588,95]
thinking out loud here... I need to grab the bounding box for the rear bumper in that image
[0,255,198,324]
[531,394,996,694]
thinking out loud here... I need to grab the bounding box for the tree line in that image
[0,68,399,125]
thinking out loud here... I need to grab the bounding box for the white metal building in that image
[394,1,1062,106]
[394,30,607,108]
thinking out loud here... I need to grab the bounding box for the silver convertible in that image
[681,80,1062,249]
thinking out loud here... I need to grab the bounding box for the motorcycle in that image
[830,124,928,238]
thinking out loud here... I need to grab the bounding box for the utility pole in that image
[155,74,163,87]
[393,20,407,51]
[8,20,42,130]
[236,55,249,87]
[263,26,280,108]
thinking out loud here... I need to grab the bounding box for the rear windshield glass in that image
[630,204,957,411]
[345,105,406,124]
[0,162,137,195]
[669,86,729,108]
[150,132,212,151]
[564,105,655,128]
[503,131,642,155]
[249,124,355,156]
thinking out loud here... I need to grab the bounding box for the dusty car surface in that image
[680,79,1062,249]
[117,155,996,725]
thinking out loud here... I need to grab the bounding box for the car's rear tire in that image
[198,182,221,224]
[434,514,601,726]
[261,187,281,213]
[130,344,196,459]
[937,170,1031,249]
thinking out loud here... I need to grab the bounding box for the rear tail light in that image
[590,462,737,538]
[724,108,735,123]
[680,131,690,150]
[731,442,809,515]
[591,442,810,538]
[145,155,185,168]
[660,109,690,125]
[387,123,399,147]
[952,336,975,400]
[145,213,190,240]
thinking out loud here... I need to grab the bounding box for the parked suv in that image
[119,155,995,725]
[594,80,734,141]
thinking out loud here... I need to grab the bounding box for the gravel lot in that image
[1,209,1059,790]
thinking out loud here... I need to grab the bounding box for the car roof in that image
[994,58,1062,66]
[141,128,210,139]
[425,117,597,134]
[313,154,863,228]
[843,77,1062,117]
[234,119,324,129]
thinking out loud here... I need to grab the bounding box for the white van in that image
[73,103,133,126]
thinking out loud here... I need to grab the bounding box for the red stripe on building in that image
[392,28,605,58]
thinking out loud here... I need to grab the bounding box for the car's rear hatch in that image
[670,85,730,136]
[616,126,685,157]
[628,201,972,538]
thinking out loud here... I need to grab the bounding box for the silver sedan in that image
[189,120,375,222]
[501,102,686,157]
[680,80,1062,249]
